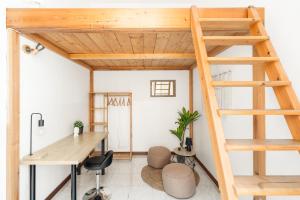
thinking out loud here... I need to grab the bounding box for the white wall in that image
[18,37,89,199]
[94,71,189,151]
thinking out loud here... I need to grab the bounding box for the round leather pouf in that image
[147,146,171,169]
[162,163,196,198]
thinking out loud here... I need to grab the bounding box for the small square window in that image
[150,80,176,97]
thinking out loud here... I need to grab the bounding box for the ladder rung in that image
[91,122,108,126]
[203,36,268,46]
[218,109,300,115]
[199,18,258,31]
[90,107,107,110]
[235,175,300,196]
[212,81,290,87]
[226,139,300,151]
[199,18,257,23]
[207,57,279,64]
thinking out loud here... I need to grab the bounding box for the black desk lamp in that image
[30,113,45,155]
[29,113,44,200]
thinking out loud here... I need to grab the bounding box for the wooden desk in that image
[21,132,108,200]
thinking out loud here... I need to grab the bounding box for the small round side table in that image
[172,147,196,169]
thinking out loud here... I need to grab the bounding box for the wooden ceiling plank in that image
[181,32,194,53]
[164,32,186,53]
[154,32,170,53]
[57,33,89,53]
[42,33,74,53]
[130,33,144,53]
[153,32,171,67]
[129,33,144,66]
[163,32,186,68]
[115,32,134,53]
[115,32,136,66]
[69,33,95,53]
[87,33,113,53]
[103,32,128,66]
[143,33,156,66]
[23,33,92,70]
[143,33,157,53]
[72,33,103,52]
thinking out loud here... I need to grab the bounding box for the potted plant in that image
[170,107,200,163]
[74,120,84,135]
[170,107,200,149]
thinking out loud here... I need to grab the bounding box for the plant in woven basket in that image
[170,107,200,148]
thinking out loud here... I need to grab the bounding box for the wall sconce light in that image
[23,43,45,55]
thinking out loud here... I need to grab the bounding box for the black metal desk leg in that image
[29,165,36,200]
[101,139,105,175]
[71,165,77,200]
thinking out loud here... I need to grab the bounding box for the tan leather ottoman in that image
[147,146,171,169]
[162,163,196,198]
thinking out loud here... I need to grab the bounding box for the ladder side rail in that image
[248,7,300,139]
[191,6,238,200]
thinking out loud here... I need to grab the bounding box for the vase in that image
[74,127,79,137]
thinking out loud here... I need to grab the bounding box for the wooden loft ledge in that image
[6,7,264,71]
[6,8,264,32]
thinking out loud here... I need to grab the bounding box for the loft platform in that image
[6,7,264,71]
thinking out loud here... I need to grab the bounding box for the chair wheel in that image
[83,188,100,200]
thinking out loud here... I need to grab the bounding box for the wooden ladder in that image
[191,6,300,200]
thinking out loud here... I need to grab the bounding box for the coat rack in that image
[90,92,132,160]
[107,96,131,107]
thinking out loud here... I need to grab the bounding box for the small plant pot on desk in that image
[74,120,84,136]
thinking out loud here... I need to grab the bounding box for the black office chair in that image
[83,150,113,200]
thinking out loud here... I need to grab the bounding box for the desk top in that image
[21,132,108,165]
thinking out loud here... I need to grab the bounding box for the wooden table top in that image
[21,132,108,165]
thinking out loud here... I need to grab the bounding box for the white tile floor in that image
[53,156,220,200]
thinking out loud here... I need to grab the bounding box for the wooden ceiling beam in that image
[93,66,190,71]
[23,33,92,70]
[69,53,195,60]
[6,8,264,32]
[190,45,232,68]
[208,45,232,57]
